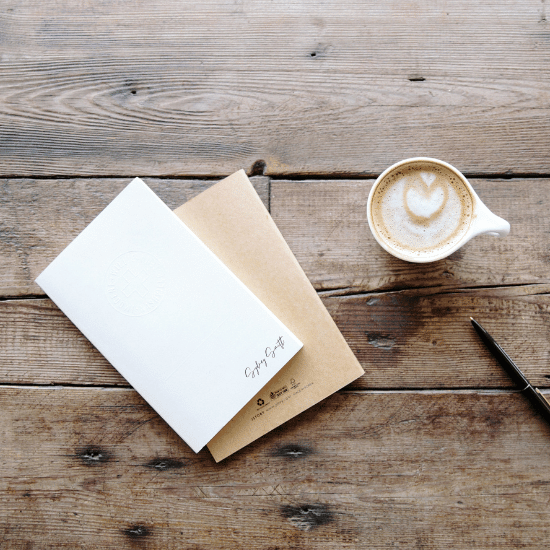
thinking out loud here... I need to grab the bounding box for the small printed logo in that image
[270,386,288,400]
[257,398,265,407]
[105,251,165,316]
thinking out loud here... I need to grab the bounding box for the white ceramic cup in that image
[366,157,510,263]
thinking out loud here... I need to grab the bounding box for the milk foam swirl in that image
[371,162,474,259]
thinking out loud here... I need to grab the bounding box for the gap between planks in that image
[318,282,550,298]
[0,384,539,395]
[3,281,550,303]
[2,173,550,180]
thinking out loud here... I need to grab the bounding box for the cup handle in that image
[471,201,510,238]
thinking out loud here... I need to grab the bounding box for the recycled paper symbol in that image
[257,398,265,406]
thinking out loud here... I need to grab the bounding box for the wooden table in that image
[2,1,550,547]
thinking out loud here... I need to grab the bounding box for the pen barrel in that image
[471,319,550,427]
[523,386,550,423]
[477,331,530,388]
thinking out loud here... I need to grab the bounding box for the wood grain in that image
[1,387,550,548]
[1,176,543,297]
[0,299,126,386]
[0,176,268,297]
[271,178,548,293]
[3,287,550,389]
[325,285,550,389]
[1,1,549,176]
[2,1,549,547]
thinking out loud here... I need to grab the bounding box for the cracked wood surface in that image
[3,287,550,389]
[2,388,550,548]
[2,0,550,547]
[0,177,545,296]
[271,178,547,293]
[0,176,269,297]
[2,173,550,547]
[1,0,549,176]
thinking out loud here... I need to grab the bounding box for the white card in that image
[36,178,302,452]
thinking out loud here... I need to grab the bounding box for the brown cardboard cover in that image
[174,170,364,461]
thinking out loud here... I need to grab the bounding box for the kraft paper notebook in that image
[174,170,365,461]
[35,178,302,453]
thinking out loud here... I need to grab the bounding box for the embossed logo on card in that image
[105,251,165,316]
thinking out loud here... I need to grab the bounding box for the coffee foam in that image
[370,162,473,259]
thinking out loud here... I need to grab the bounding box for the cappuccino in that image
[369,159,474,261]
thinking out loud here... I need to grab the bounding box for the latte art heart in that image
[370,162,474,259]
[403,176,448,223]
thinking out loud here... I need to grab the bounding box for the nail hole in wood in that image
[272,444,314,458]
[250,159,266,176]
[280,503,334,530]
[124,525,151,538]
[144,458,186,471]
[366,333,396,350]
[75,447,111,466]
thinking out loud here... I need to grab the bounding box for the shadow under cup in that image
[367,158,476,263]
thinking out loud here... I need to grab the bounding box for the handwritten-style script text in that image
[245,336,286,379]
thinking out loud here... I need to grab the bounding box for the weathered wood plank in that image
[0,176,268,297]
[1,387,550,548]
[0,299,126,386]
[3,287,550,389]
[0,177,543,297]
[272,178,548,293]
[325,285,550,389]
[1,1,549,175]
